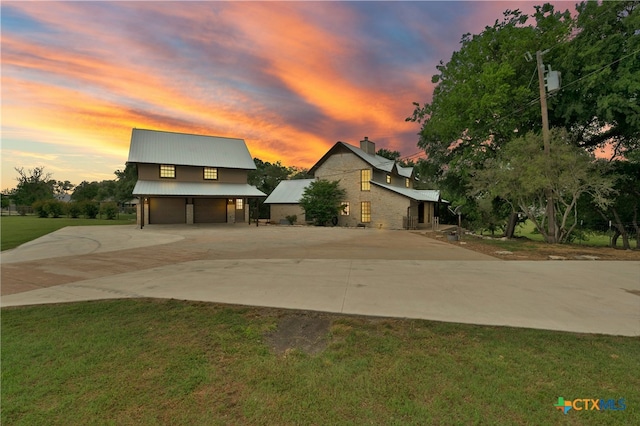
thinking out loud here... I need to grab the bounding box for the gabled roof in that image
[133,180,266,197]
[127,128,256,170]
[264,179,314,204]
[309,142,413,177]
[371,181,440,202]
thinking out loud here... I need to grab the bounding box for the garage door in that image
[194,198,227,223]
[149,198,186,224]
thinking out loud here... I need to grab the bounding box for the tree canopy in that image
[299,180,346,226]
[10,167,55,207]
[407,1,639,241]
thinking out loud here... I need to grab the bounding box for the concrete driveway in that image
[2,224,639,336]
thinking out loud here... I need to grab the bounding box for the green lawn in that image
[510,220,634,248]
[0,214,136,251]
[2,299,638,425]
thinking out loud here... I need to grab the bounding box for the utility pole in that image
[536,50,556,243]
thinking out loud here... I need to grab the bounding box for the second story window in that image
[361,169,371,191]
[204,167,218,180]
[160,165,175,178]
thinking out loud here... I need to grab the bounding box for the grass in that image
[479,220,637,248]
[2,299,638,425]
[0,214,136,251]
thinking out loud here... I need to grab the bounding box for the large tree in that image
[407,1,638,237]
[552,1,640,156]
[406,5,571,233]
[10,166,55,207]
[248,158,308,219]
[472,129,613,243]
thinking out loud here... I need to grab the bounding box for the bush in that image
[68,202,82,218]
[285,215,297,225]
[100,202,118,220]
[45,200,65,218]
[32,200,49,218]
[82,201,99,219]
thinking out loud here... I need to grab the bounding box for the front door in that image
[227,200,235,223]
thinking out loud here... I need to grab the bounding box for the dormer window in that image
[204,167,218,180]
[160,165,175,178]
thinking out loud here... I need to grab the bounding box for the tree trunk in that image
[504,212,518,239]
[611,208,630,250]
[633,204,640,249]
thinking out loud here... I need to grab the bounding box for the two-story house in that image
[127,129,265,226]
[266,137,441,229]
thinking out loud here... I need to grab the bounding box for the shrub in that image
[45,200,65,218]
[100,202,118,220]
[285,214,297,225]
[82,201,99,219]
[32,200,49,218]
[299,180,346,226]
[68,202,82,218]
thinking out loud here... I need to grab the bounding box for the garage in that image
[194,198,227,223]
[149,198,186,224]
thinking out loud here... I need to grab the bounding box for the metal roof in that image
[310,142,414,178]
[132,180,266,197]
[371,181,440,202]
[264,179,314,204]
[127,129,257,170]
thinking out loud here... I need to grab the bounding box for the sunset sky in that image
[1,1,574,190]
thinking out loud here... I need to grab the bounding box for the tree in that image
[552,1,640,156]
[406,5,572,233]
[71,181,100,202]
[472,129,614,243]
[248,158,303,218]
[582,160,640,249]
[114,164,137,205]
[299,180,346,226]
[407,2,638,235]
[376,148,401,161]
[11,166,55,207]
[53,180,74,198]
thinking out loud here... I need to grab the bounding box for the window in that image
[204,167,218,180]
[405,178,410,188]
[236,199,243,210]
[160,165,175,178]
[361,169,371,191]
[386,174,391,184]
[361,201,371,223]
[341,201,350,216]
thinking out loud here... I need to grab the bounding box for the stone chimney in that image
[360,136,376,156]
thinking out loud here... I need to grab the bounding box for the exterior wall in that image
[314,151,370,228]
[270,204,306,224]
[313,150,419,229]
[369,185,411,229]
[137,163,248,183]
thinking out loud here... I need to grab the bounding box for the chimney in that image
[360,136,376,156]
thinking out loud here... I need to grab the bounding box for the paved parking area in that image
[2,224,639,336]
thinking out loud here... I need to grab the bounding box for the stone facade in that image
[270,204,306,224]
